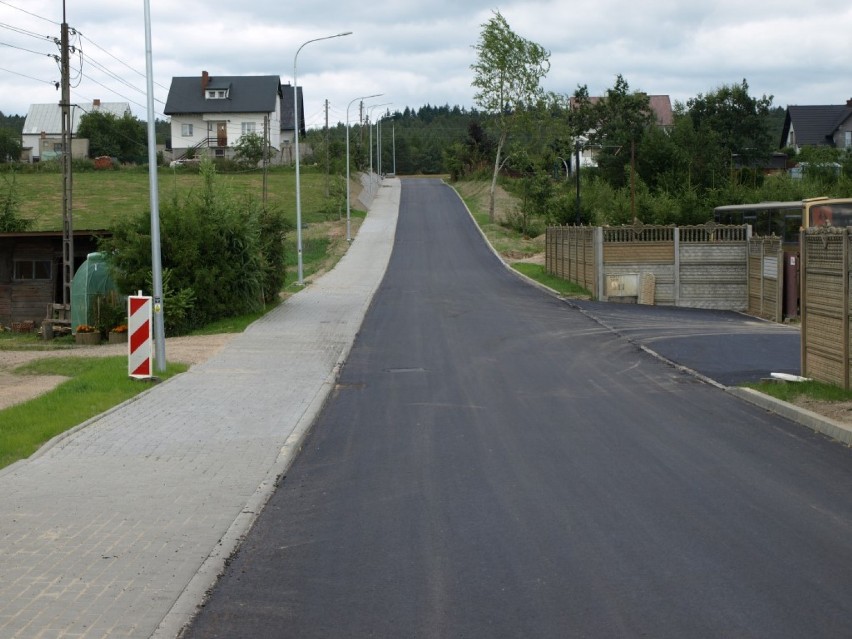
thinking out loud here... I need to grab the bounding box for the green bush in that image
[100,159,287,334]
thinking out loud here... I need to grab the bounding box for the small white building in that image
[21,100,130,163]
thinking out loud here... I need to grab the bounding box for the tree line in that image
[303,8,852,235]
[457,10,852,234]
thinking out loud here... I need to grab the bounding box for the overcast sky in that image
[2,0,851,128]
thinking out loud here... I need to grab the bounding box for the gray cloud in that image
[1,0,850,127]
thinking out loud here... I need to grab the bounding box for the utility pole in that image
[60,2,73,310]
[262,115,269,205]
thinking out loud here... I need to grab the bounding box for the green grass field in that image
[6,165,342,232]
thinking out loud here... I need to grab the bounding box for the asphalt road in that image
[570,300,802,387]
[185,178,852,638]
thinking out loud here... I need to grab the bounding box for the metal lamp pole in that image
[366,103,390,196]
[143,0,166,370]
[378,114,394,178]
[293,31,352,285]
[346,93,382,242]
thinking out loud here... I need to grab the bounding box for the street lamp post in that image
[366,103,390,196]
[346,93,383,242]
[378,114,394,178]
[293,31,352,286]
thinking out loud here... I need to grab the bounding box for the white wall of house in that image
[832,117,852,150]
[169,115,207,152]
[170,106,282,156]
[21,134,89,162]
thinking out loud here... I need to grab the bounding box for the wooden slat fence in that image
[801,227,850,388]
[747,237,783,322]
[545,226,597,295]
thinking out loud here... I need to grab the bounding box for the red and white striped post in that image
[128,295,153,379]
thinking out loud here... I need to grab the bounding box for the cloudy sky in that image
[2,0,851,128]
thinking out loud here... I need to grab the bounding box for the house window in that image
[214,148,225,157]
[241,122,256,136]
[14,259,52,281]
[181,123,193,137]
[206,89,229,99]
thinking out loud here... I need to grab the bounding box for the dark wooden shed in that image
[0,231,108,328]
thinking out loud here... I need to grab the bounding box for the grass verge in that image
[744,379,852,404]
[452,180,592,298]
[512,263,592,297]
[0,357,187,470]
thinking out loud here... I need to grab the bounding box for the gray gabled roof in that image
[781,104,852,147]
[164,74,281,115]
[22,102,130,135]
[280,83,305,135]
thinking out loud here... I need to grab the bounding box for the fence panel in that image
[747,237,783,322]
[545,226,597,295]
[545,222,748,308]
[801,228,849,388]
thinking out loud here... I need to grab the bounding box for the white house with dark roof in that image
[164,71,305,163]
[21,100,130,163]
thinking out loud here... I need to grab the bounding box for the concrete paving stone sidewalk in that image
[0,179,401,639]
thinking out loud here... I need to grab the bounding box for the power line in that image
[81,52,150,98]
[77,30,169,92]
[0,21,53,41]
[0,0,59,25]
[0,64,58,87]
[76,73,159,114]
[0,39,54,57]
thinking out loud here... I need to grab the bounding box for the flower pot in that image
[76,332,101,345]
[108,331,128,344]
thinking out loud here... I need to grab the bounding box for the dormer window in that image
[206,89,229,100]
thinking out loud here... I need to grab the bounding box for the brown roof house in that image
[567,94,674,171]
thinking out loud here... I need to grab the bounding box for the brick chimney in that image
[201,71,210,95]
[93,99,101,109]
[847,98,852,107]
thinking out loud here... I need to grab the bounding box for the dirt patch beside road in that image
[0,334,235,411]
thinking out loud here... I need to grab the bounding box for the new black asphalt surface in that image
[185,178,852,638]
[570,300,801,387]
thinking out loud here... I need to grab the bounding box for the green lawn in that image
[0,356,187,469]
[7,165,342,231]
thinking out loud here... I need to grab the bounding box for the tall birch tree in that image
[471,11,550,221]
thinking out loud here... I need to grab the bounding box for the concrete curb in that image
[727,386,852,446]
[154,358,343,639]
